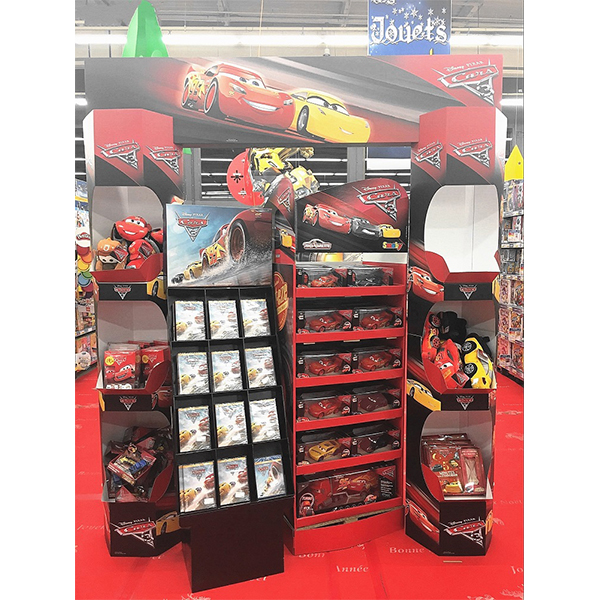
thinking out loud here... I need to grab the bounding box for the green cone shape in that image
[122,1,169,57]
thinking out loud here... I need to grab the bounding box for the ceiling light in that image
[75,97,88,106]
[451,34,523,47]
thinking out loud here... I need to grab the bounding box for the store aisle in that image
[75,371,524,600]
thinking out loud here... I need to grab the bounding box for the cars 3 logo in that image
[355,186,399,220]
[119,396,137,411]
[148,145,181,174]
[113,285,132,299]
[451,140,492,168]
[456,395,474,410]
[413,141,443,169]
[114,520,156,548]
[98,140,140,169]
[436,62,499,105]
[175,212,209,242]
[459,284,478,299]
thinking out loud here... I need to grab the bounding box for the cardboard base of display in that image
[182,496,292,592]
[285,505,404,555]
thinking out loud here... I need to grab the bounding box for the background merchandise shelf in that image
[296,284,406,299]
[296,408,403,432]
[296,449,403,476]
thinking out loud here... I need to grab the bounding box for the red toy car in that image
[357,391,390,413]
[307,356,345,376]
[308,313,344,332]
[309,273,340,288]
[182,63,295,130]
[302,204,352,234]
[360,310,395,330]
[359,351,393,371]
[307,397,343,419]
[434,340,469,387]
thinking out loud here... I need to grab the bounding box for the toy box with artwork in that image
[347,266,393,287]
[217,457,250,506]
[240,298,271,338]
[352,384,402,414]
[296,462,396,517]
[248,398,281,442]
[245,346,276,388]
[178,461,217,513]
[140,344,170,384]
[296,308,352,334]
[511,279,524,308]
[254,454,286,499]
[353,306,403,330]
[104,344,141,389]
[496,335,512,369]
[208,300,240,340]
[214,401,248,447]
[296,429,352,465]
[165,204,273,288]
[211,350,243,393]
[498,278,511,306]
[352,346,402,373]
[177,405,211,453]
[347,422,401,456]
[296,389,354,421]
[296,264,347,288]
[177,352,209,395]
[296,349,353,378]
[174,300,206,341]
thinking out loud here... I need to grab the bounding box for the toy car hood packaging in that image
[352,346,402,373]
[296,389,355,421]
[296,428,353,465]
[351,384,402,413]
[104,343,142,389]
[296,263,348,288]
[297,349,353,378]
[347,422,401,456]
[353,306,403,330]
[347,266,394,287]
[297,308,353,334]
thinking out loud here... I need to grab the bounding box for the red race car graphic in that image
[303,203,352,234]
[181,63,295,130]
[408,266,445,302]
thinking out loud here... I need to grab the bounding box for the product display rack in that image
[282,259,408,555]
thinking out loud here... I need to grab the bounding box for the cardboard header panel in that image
[84,55,503,147]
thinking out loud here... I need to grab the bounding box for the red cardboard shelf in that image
[296,368,405,388]
[295,327,405,344]
[296,408,403,432]
[296,449,402,476]
[295,496,403,529]
[296,284,406,299]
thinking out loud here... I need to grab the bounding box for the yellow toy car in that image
[406,378,441,411]
[308,439,341,462]
[290,90,370,144]
[462,336,497,389]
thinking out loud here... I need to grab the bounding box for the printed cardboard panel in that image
[165,204,273,288]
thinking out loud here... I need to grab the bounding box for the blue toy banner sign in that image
[369,0,452,55]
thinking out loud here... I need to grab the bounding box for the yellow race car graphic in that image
[289,90,371,144]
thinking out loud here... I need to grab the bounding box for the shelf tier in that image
[295,368,404,388]
[296,448,402,476]
[295,327,405,344]
[295,407,403,432]
[296,284,406,299]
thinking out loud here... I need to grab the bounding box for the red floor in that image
[75,370,524,600]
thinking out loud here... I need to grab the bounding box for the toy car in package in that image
[107,442,156,486]
[421,441,466,496]
[178,461,216,512]
[208,299,240,339]
[249,398,280,442]
[296,308,352,334]
[240,298,271,338]
[296,389,354,421]
[103,343,142,389]
[174,300,206,341]
[296,428,352,465]
[140,344,170,384]
[254,454,286,499]
[297,462,396,517]
[211,350,244,392]
[296,350,352,378]
[353,306,403,330]
[177,405,211,453]
[245,346,277,388]
[352,384,402,413]
[296,263,347,288]
[215,401,248,447]
[217,457,250,506]
[352,346,402,373]
[346,422,401,456]
[177,352,210,395]
[347,266,393,287]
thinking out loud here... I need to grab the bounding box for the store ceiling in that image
[75,0,524,183]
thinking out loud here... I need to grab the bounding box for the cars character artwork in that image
[166,205,273,287]
[408,266,445,302]
[181,63,295,130]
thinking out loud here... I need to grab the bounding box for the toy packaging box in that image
[107,443,157,486]
[297,462,396,517]
[296,264,347,288]
[296,309,353,334]
[347,266,394,287]
[211,350,244,392]
[104,343,142,389]
[240,298,271,338]
[177,405,211,453]
[245,346,276,388]
[177,352,210,395]
[296,350,353,378]
[296,389,354,421]
[347,422,401,456]
[254,454,287,499]
[208,300,240,340]
[174,300,206,341]
[352,347,402,373]
[178,461,217,513]
[296,429,353,465]
[165,204,273,288]
[215,401,248,447]
[352,384,402,414]
[249,398,281,442]
[140,345,170,384]
[353,306,403,330]
[217,457,250,506]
